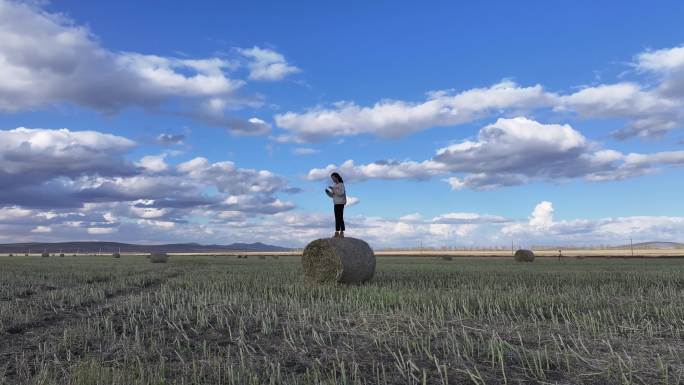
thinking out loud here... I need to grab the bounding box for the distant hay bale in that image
[41,252,49,258]
[514,249,535,262]
[149,252,168,263]
[8,253,13,257]
[59,253,65,257]
[25,253,28,257]
[302,237,375,284]
[113,252,121,258]
[441,255,453,261]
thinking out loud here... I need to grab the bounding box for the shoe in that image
[333,232,339,238]
[339,232,345,238]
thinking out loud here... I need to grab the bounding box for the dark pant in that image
[334,204,345,231]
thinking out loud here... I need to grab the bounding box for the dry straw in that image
[302,237,375,284]
[514,249,535,262]
[149,252,168,263]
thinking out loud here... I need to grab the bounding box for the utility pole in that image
[630,237,634,257]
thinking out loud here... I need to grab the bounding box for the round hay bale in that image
[59,253,65,258]
[113,252,121,258]
[41,252,50,258]
[441,255,453,261]
[149,252,168,263]
[302,237,375,284]
[514,249,535,262]
[8,253,13,257]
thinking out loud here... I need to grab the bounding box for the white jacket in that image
[330,182,347,205]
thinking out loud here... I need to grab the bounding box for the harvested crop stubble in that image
[302,237,375,284]
[149,252,168,263]
[514,249,535,262]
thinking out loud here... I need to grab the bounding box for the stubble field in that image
[0,254,683,385]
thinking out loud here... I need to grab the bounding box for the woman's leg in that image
[339,205,345,232]
[334,204,343,232]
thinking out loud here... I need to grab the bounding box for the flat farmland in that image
[1,255,683,384]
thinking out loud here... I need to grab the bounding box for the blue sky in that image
[1,0,683,247]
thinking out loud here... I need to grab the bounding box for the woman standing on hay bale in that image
[325,172,347,238]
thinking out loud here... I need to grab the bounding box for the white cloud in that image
[307,117,684,189]
[0,1,281,135]
[0,127,136,189]
[528,201,554,229]
[432,212,511,224]
[136,154,168,173]
[155,133,185,145]
[346,196,360,206]
[276,44,684,141]
[276,81,554,141]
[636,45,684,98]
[87,227,116,235]
[308,159,445,182]
[502,201,684,245]
[237,46,300,81]
[31,225,51,233]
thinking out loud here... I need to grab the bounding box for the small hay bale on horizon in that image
[441,255,453,261]
[149,252,168,263]
[113,252,121,258]
[302,237,375,284]
[514,249,535,262]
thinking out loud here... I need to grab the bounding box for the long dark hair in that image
[331,172,344,183]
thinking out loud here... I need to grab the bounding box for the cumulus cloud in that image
[0,127,298,242]
[0,127,136,188]
[237,46,300,81]
[0,0,288,135]
[636,45,684,98]
[502,201,684,245]
[136,154,168,173]
[276,44,684,141]
[557,83,682,139]
[276,81,554,141]
[155,133,185,145]
[307,117,684,189]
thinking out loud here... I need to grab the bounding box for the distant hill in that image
[0,241,290,254]
[619,241,684,249]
